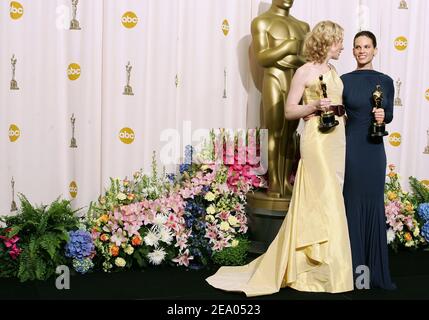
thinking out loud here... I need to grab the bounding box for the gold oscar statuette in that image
[424,129,429,154]
[399,0,408,9]
[394,78,403,106]
[123,61,134,96]
[370,85,389,138]
[11,177,17,212]
[70,0,81,30]
[318,75,339,132]
[10,54,19,90]
[70,113,77,148]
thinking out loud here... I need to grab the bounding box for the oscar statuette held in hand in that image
[370,84,388,138]
[318,75,339,132]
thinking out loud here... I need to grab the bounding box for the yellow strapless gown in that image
[206,69,354,297]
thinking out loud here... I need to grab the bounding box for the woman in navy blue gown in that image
[341,31,396,289]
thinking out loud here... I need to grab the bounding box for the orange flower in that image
[100,234,109,242]
[110,245,120,256]
[404,232,412,242]
[127,193,135,201]
[131,235,142,246]
[99,214,109,223]
[388,172,397,178]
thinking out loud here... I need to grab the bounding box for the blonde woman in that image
[206,21,353,297]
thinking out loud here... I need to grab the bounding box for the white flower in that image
[228,216,239,227]
[124,245,134,255]
[206,205,216,215]
[117,192,127,201]
[219,221,230,231]
[115,257,126,267]
[204,192,216,202]
[386,228,395,244]
[144,230,160,247]
[159,228,173,245]
[153,214,167,228]
[205,214,215,223]
[148,248,166,265]
[231,239,239,247]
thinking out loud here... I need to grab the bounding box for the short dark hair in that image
[353,30,377,48]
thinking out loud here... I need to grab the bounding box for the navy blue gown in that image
[341,70,396,290]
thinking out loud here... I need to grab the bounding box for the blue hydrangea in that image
[418,203,429,222]
[421,222,429,242]
[72,258,94,274]
[65,230,94,260]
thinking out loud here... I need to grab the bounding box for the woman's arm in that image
[284,68,329,120]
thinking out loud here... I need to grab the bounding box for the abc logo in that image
[425,89,429,101]
[394,36,408,51]
[222,19,230,36]
[119,127,135,144]
[69,181,78,198]
[8,124,20,142]
[421,180,429,189]
[122,11,138,28]
[67,63,81,80]
[388,132,402,147]
[10,1,24,20]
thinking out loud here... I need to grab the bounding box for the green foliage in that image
[409,177,429,204]
[2,194,80,282]
[211,237,250,266]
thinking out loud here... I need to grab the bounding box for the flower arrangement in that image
[87,152,192,271]
[384,165,427,251]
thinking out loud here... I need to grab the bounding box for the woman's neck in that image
[356,62,374,70]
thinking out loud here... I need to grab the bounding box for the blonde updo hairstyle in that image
[303,20,344,63]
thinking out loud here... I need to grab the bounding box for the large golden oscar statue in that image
[247,0,309,252]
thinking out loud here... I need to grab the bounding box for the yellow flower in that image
[206,205,216,215]
[124,245,134,255]
[231,239,239,247]
[228,216,239,227]
[220,221,230,231]
[387,191,397,201]
[205,214,215,223]
[204,192,216,202]
[115,257,126,267]
[405,203,414,212]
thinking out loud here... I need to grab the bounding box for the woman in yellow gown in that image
[206,21,354,297]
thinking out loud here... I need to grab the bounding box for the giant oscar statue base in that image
[246,0,309,253]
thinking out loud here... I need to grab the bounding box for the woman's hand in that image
[373,107,385,123]
[303,98,331,121]
[317,98,332,112]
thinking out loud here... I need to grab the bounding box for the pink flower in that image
[173,250,193,267]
